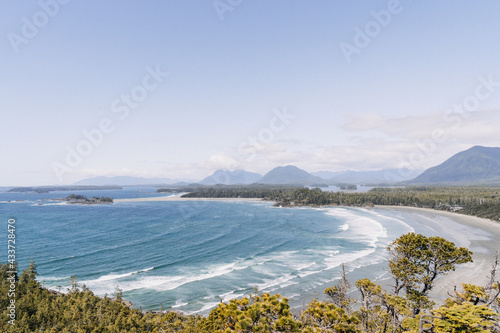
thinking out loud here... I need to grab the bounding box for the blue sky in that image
[1,0,500,185]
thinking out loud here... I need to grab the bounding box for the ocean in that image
[0,187,473,314]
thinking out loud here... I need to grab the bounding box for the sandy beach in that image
[372,206,500,302]
[115,195,270,203]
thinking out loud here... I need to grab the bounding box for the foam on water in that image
[256,274,298,292]
[324,208,388,247]
[39,275,71,283]
[323,248,376,269]
[220,291,246,302]
[172,300,189,308]
[81,258,264,295]
[191,301,221,315]
[5,192,433,314]
[361,209,415,234]
[92,267,155,282]
[32,202,68,206]
[338,223,349,231]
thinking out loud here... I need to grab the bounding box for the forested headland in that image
[165,186,500,221]
[1,233,499,332]
[57,194,114,204]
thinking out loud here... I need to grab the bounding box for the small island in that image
[59,194,113,205]
[339,184,357,190]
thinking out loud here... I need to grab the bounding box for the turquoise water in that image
[0,188,466,314]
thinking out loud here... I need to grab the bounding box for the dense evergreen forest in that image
[62,194,114,204]
[1,233,499,332]
[173,186,500,221]
[157,184,302,197]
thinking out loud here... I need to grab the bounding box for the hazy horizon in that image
[2,1,500,186]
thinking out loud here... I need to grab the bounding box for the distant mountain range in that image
[406,146,500,185]
[258,165,327,186]
[73,146,500,187]
[73,169,401,187]
[73,176,189,186]
[198,170,263,185]
[198,167,327,186]
[312,169,418,185]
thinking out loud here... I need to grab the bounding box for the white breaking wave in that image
[324,208,387,247]
[360,208,415,234]
[172,300,189,308]
[91,267,155,282]
[256,274,298,292]
[219,291,246,303]
[188,301,221,315]
[323,248,376,269]
[31,202,68,206]
[51,207,401,314]
[80,260,254,295]
[38,275,71,283]
[252,246,380,294]
[78,245,373,299]
[338,223,349,231]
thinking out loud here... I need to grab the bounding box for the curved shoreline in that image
[114,196,500,302]
[369,205,500,301]
[114,195,270,203]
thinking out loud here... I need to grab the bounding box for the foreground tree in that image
[324,263,353,311]
[204,292,302,332]
[403,300,498,333]
[301,299,360,332]
[324,234,481,332]
[387,233,473,314]
[1,233,494,332]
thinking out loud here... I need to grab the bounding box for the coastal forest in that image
[172,185,500,221]
[1,233,499,332]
